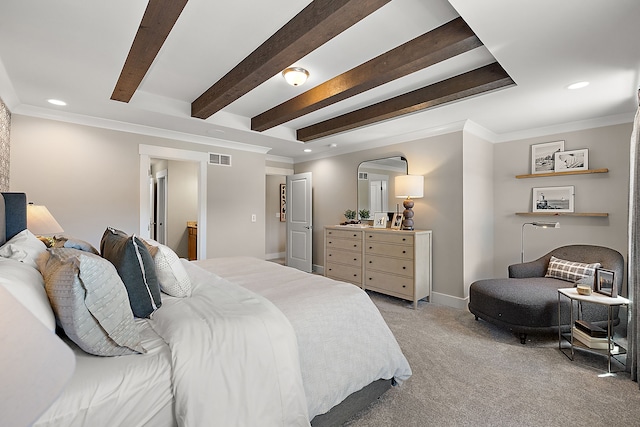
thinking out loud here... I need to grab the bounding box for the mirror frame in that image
[357,156,408,221]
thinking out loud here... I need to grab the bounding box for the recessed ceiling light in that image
[329,143,338,148]
[303,148,312,153]
[567,81,589,90]
[47,99,67,106]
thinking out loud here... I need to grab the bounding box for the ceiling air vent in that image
[358,172,368,180]
[209,152,232,166]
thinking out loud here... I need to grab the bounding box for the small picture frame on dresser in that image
[391,213,403,230]
[373,212,387,228]
[595,269,617,297]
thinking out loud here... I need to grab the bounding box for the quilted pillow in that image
[0,257,56,331]
[100,227,161,318]
[144,239,192,297]
[0,229,47,269]
[38,248,145,356]
[545,256,601,283]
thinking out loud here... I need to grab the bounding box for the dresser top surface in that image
[325,225,431,234]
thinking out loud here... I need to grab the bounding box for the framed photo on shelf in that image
[391,213,403,230]
[595,268,617,297]
[554,149,588,172]
[373,212,387,228]
[532,186,574,212]
[531,140,564,174]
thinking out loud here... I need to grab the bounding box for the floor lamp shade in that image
[395,175,424,230]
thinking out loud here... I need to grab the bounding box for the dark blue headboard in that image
[1,192,27,244]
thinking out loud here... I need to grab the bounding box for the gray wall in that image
[10,114,266,258]
[295,131,466,306]
[493,123,632,294]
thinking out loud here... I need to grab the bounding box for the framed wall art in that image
[532,186,574,212]
[531,140,564,174]
[280,183,286,222]
[554,148,588,172]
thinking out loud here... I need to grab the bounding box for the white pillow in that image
[0,257,56,331]
[0,229,47,269]
[144,239,192,297]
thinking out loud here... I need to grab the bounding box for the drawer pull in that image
[402,285,406,288]
[353,234,357,237]
[353,274,357,277]
[369,261,372,263]
[402,250,406,254]
[353,258,357,261]
[354,244,357,247]
[402,238,406,241]
[369,246,373,249]
[403,266,406,269]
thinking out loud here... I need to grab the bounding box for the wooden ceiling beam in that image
[191,0,391,120]
[296,62,516,142]
[252,17,482,132]
[111,0,189,103]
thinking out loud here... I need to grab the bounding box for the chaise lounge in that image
[468,245,624,344]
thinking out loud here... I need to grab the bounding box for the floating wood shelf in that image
[515,168,608,179]
[516,212,609,217]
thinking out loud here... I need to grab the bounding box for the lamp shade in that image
[282,67,309,86]
[395,175,424,199]
[27,204,64,235]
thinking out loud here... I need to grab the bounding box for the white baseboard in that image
[265,252,285,260]
[430,292,469,310]
[313,264,324,275]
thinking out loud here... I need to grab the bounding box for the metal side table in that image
[557,287,629,374]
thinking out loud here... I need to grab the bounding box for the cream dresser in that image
[325,226,432,309]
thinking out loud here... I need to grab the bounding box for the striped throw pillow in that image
[545,255,600,283]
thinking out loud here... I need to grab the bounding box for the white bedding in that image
[149,259,310,427]
[34,320,174,427]
[194,257,412,419]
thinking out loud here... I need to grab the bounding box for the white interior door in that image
[149,175,156,240]
[286,172,312,272]
[368,174,389,213]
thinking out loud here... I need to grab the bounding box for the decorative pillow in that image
[0,257,56,331]
[100,227,161,318]
[545,256,601,283]
[52,235,100,254]
[37,248,145,356]
[144,239,192,297]
[0,229,47,269]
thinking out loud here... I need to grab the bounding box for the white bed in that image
[1,192,411,426]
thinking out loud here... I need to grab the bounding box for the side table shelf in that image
[557,288,629,374]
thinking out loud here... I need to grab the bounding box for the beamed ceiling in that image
[111,0,515,143]
[0,0,638,160]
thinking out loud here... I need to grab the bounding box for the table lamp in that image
[27,203,64,247]
[395,175,424,230]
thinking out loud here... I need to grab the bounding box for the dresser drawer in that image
[365,232,414,245]
[326,262,362,284]
[365,242,412,259]
[366,254,413,277]
[326,237,361,252]
[327,248,362,267]
[365,270,413,298]
[326,228,362,240]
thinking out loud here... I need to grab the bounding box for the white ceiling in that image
[0,0,638,162]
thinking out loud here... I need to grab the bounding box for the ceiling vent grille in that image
[209,152,232,166]
[358,172,368,180]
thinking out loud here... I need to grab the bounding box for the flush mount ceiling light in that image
[282,67,309,86]
[567,81,589,90]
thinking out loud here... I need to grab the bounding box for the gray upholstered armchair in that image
[469,245,625,344]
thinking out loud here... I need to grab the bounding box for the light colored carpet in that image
[344,292,640,427]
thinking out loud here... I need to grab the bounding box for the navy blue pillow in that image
[100,227,161,318]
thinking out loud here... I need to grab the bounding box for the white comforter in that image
[149,260,310,427]
[194,257,412,419]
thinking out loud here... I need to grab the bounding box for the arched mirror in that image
[357,156,407,221]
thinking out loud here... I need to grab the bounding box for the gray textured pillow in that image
[38,248,145,356]
[100,227,161,318]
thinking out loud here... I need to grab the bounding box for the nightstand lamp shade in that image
[27,204,63,236]
[27,204,63,247]
[395,175,424,230]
